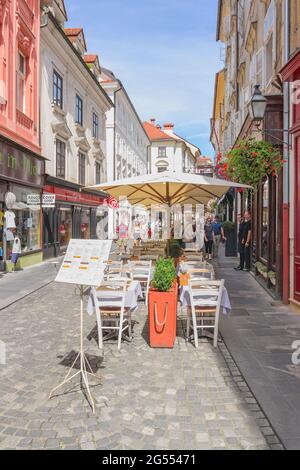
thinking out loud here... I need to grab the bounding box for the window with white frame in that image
[158,147,167,158]
[16,52,26,112]
[75,94,83,126]
[56,139,66,179]
[92,112,99,139]
[95,161,101,184]
[264,0,276,87]
[53,70,63,109]
[78,153,86,185]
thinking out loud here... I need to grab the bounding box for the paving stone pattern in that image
[0,282,271,450]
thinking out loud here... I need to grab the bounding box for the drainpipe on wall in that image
[282,0,290,304]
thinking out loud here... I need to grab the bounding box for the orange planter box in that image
[148,282,178,348]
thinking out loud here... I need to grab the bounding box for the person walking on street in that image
[204,217,215,260]
[235,211,252,271]
[212,216,225,258]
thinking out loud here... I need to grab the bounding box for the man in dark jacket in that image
[235,211,252,271]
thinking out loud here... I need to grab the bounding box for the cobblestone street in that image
[0,282,272,450]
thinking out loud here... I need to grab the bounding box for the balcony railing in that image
[16,109,33,131]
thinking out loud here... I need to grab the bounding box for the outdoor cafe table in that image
[87,280,143,316]
[179,284,231,315]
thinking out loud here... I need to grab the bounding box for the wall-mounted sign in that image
[107,196,119,209]
[0,141,44,186]
[27,194,40,206]
[42,194,56,208]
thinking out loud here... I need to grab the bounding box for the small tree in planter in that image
[223,221,237,257]
[148,258,177,348]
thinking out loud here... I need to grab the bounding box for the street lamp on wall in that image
[248,85,268,124]
[248,84,291,148]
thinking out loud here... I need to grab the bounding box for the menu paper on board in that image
[55,239,112,286]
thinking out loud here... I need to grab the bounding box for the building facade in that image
[280,0,300,307]
[40,1,112,257]
[0,0,46,269]
[98,68,150,239]
[213,0,286,300]
[100,68,149,182]
[143,119,199,175]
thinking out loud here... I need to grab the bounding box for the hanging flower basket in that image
[220,139,285,187]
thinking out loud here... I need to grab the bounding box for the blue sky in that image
[65,0,222,157]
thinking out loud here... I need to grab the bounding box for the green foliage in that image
[223,221,235,232]
[152,257,177,292]
[222,139,284,187]
[169,239,183,259]
[268,271,276,279]
[255,261,268,273]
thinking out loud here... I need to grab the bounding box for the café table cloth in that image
[87,280,142,316]
[179,285,231,315]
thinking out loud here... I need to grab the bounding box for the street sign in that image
[42,194,56,208]
[108,196,119,209]
[27,194,41,206]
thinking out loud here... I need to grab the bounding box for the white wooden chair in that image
[188,268,215,281]
[106,267,133,281]
[129,260,152,306]
[91,279,131,350]
[187,279,224,348]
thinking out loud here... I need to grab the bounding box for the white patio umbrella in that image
[85,172,251,207]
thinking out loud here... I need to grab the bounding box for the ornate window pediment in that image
[74,123,91,153]
[51,120,72,141]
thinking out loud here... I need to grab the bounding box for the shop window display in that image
[9,186,41,255]
[59,208,72,248]
[81,210,90,240]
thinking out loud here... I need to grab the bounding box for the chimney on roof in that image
[156,124,162,130]
[163,123,174,131]
[150,118,156,125]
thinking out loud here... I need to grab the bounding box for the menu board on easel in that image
[55,239,112,286]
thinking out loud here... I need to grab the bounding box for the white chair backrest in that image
[130,261,152,280]
[92,279,127,311]
[107,260,123,269]
[188,279,224,314]
[189,268,214,281]
[107,268,133,280]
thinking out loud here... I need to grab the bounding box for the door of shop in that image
[295,136,300,302]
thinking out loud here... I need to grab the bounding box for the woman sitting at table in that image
[204,217,215,260]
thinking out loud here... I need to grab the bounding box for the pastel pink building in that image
[0,0,40,155]
[0,1,45,270]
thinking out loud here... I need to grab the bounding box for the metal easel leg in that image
[49,286,108,413]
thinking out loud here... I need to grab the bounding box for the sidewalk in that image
[0,258,62,311]
[215,249,300,450]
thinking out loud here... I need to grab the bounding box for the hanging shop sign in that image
[27,194,40,206]
[107,196,119,209]
[42,194,56,208]
[0,141,44,187]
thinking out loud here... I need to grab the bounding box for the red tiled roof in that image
[83,54,98,64]
[143,121,177,141]
[64,28,83,37]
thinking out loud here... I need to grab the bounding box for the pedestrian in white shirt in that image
[11,234,21,272]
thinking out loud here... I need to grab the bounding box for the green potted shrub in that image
[268,271,276,286]
[148,257,178,348]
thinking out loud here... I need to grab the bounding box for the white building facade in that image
[100,69,150,182]
[40,1,113,257]
[143,120,199,176]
